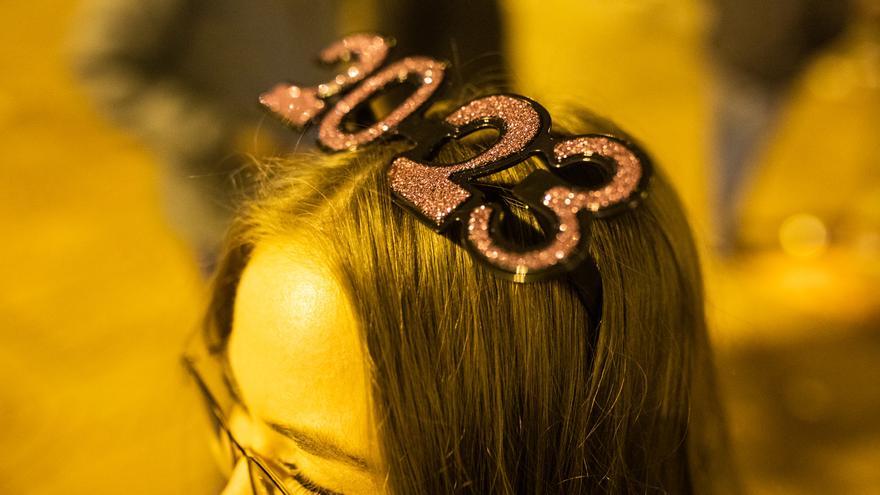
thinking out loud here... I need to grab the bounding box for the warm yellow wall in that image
[0,1,219,493]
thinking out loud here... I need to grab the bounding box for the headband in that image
[260,33,652,328]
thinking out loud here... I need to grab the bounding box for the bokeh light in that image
[779,213,830,259]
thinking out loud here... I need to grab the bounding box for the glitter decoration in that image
[466,186,583,273]
[318,57,445,151]
[259,84,326,127]
[260,32,654,284]
[553,136,643,212]
[466,134,644,275]
[315,33,390,97]
[388,95,541,226]
[259,34,389,127]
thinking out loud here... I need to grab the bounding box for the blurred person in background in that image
[709,0,847,253]
[737,0,880,252]
[70,0,341,273]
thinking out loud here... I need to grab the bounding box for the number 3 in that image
[387,95,648,279]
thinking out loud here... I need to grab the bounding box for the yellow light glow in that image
[779,213,829,259]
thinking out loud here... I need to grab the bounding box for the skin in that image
[223,240,386,494]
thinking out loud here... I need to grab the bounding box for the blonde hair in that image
[205,104,738,494]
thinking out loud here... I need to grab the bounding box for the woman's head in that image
[201,106,733,494]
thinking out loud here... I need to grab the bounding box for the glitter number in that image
[259,34,391,127]
[552,136,644,215]
[262,33,648,280]
[387,95,542,228]
[318,57,445,151]
[465,136,645,277]
[465,183,586,276]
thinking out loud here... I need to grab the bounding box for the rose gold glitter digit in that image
[466,186,582,274]
[259,34,389,127]
[318,57,445,151]
[467,136,643,274]
[259,84,326,128]
[553,136,643,212]
[387,95,541,226]
[316,33,389,96]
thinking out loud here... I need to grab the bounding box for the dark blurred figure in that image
[709,0,847,252]
[71,0,504,274]
[71,0,340,273]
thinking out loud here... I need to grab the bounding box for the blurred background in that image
[1,0,878,493]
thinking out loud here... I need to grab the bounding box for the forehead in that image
[226,240,375,460]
